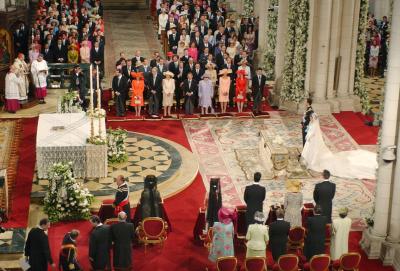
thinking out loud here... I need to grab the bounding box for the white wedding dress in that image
[301,116,377,179]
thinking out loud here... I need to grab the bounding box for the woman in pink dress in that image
[188,42,198,62]
[218,69,232,113]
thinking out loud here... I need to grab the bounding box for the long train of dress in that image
[301,117,377,179]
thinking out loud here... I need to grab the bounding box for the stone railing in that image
[47,63,90,89]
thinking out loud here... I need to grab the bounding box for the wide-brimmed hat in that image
[167,51,174,57]
[163,71,174,77]
[218,207,236,224]
[286,179,302,193]
[218,68,232,75]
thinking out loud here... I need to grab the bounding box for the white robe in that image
[31,60,49,88]
[5,72,23,100]
[330,217,352,260]
[13,58,29,100]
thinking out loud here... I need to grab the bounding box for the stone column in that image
[370,0,391,21]
[0,0,5,11]
[256,0,269,52]
[360,0,400,260]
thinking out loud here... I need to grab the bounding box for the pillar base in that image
[381,241,400,266]
[360,228,387,259]
[394,247,400,271]
[336,95,362,112]
[326,98,341,113]
[279,100,305,114]
[311,101,332,115]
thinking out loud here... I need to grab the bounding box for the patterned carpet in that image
[183,112,376,230]
[363,77,385,114]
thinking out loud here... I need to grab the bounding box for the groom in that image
[301,98,314,146]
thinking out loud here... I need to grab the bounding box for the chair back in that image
[142,217,166,238]
[104,218,120,225]
[235,205,247,238]
[216,256,238,271]
[288,226,305,242]
[339,253,361,270]
[245,257,266,271]
[309,254,330,271]
[204,227,213,251]
[277,254,299,271]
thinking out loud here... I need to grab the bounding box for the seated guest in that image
[205,178,222,229]
[304,205,328,260]
[331,207,352,260]
[59,230,81,271]
[268,209,290,262]
[89,215,111,271]
[140,175,163,220]
[284,180,303,227]
[246,211,269,258]
[80,40,91,63]
[208,207,236,262]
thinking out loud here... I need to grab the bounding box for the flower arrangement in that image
[243,0,254,18]
[60,91,81,113]
[281,0,309,103]
[353,0,370,114]
[87,135,106,145]
[262,0,279,80]
[44,162,93,222]
[107,128,128,164]
[88,108,106,119]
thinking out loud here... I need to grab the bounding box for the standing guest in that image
[301,98,314,146]
[68,44,79,64]
[175,61,186,111]
[284,180,303,227]
[208,207,236,262]
[89,215,111,271]
[13,53,29,101]
[91,41,104,72]
[53,39,68,63]
[162,71,175,117]
[24,218,55,271]
[130,72,145,117]
[198,74,214,115]
[43,43,54,63]
[122,59,135,82]
[5,65,22,113]
[69,65,87,110]
[235,69,247,113]
[110,212,135,270]
[192,63,204,83]
[182,72,197,115]
[369,39,380,77]
[112,69,129,117]
[218,68,231,113]
[140,175,163,220]
[268,209,290,262]
[113,175,131,222]
[168,27,180,54]
[205,178,223,229]
[331,207,352,260]
[244,172,266,228]
[148,67,162,117]
[246,211,269,258]
[304,205,328,261]
[313,169,336,223]
[59,230,81,271]
[188,42,198,62]
[80,40,91,63]
[31,54,49,104]
[251,68,266,114]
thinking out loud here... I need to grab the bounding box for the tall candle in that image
[97,65,101,109]
[89,64,93,113]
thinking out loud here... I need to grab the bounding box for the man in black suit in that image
[122,59,135,82]
[110,211,135,270]
[52,39,67,63]
[244,172,266,227]
[182,72,198,115]
[304,205,328,260]
[89,215,111,271]
[91,41,104,72]
[112,69,129,117]
[313,170,336,223]
[184,58,196,78]
[147,67,163,117]
[168,27,180,54]
[252,68,267,114]
[24,218,55,271]
[301,98,314,146]
[156,58,168,75]
[69,65,88,111]
[42,44,54,63]
[131,50,145,67]
[192,63,204,82]
[137,58,152,82]
[268,209,290,262]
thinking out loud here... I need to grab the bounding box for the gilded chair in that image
[216,256,238,271]
[303,254,331,271]
[244,256,266,271]
[234,205,247,243]
[272,254,299,271]
[287,227,306,254]
[137,217,168,253]
[332,252,361,271]
[204,227,213,252]
[104,218,120,225]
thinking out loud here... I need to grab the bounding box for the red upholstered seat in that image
[303,254,330,271]
[287,227,306,253]
[302,203,314,226]
[216,256,237,271]
[332,252,361,271]
[272,254,299,271]
[98,199,116,222]
[137,217,168,253]
[245,257,266,271]
[235,205,247,239]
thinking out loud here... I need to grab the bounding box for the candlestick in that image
[90,115,94,138]
[96,65,100,109]
[98,116,102,139]
[89,64,93,113]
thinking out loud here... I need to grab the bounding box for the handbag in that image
[237,94,243,99]
[134,96,141,105]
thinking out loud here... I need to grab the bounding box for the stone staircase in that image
[102,0,148,10]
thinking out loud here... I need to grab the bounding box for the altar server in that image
[5,65,22,113]
[113,175,131,221]
[89,215,111,270]
[31,54,49,104]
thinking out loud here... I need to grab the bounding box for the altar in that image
[259,130,289,172]
[36,112,108,179]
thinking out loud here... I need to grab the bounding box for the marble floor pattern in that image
[362,76,385,114]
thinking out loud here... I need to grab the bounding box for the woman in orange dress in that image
[130,72,145,117]
[235,70,247,113]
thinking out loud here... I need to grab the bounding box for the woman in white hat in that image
[283,180,303,227]
[162,71,175,117]
[218,69,232,113]
[330,207,352,260]
[245,211,269,258]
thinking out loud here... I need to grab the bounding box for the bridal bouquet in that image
[44,162,93,222]
[273,136,284,146]
[107,128,128,164]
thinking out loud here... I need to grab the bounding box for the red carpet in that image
[333,112,378,145]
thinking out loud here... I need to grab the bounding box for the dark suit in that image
[252,74,267,113]
[52,44,68,63]
[301,106,314,146]
[89,225,111,270]
[168,33,180,53]
[304,215,328,260]
[192,68,204,82]
[112,75,129,116]
[122,65,135,81]
[244,183,266,227]
[91,47,104,71]
[182,79,198,115]
[313,180,336,223]
[24,227,53,271]
[70,72,88,110]
[268,219,290,261]
[110,222,135,269]
[42,48,54,63]
[147,73,163,115]
[131,56,144,67]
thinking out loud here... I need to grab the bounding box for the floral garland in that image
[87,135,106,145]
[60,91,81,113]
[88,108,106,119]
[243,0,254,18]
[107,128,128,164]
[280,0,309,103]
[44,162,93,222]
[262,0,279,80]
[353,0,370,114]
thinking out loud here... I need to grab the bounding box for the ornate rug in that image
[183,112,376,230]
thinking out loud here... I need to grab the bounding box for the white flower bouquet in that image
[107,128,128,164]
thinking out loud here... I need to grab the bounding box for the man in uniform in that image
[113,175,131,221]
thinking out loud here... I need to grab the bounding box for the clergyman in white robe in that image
[330,208,352,260]
[31,55,49,102]
[5,66,23,112]
[13,54,29,101]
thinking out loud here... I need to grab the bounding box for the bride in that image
[301,114,377,179]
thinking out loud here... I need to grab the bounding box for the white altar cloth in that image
[36,113,107,179]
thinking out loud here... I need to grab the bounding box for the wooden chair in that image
[332,252,361,271]
[234,205,247,243]
[272,254,299,271]
[287,227,306,254]
[244,256,266,271]
[216,256,238,271]
[303,254,331,271]
[137,217,168,253]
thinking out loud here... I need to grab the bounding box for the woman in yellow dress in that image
[67,43,79,64]
[130,72,145,117]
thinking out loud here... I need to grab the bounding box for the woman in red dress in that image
[235,70,247,113]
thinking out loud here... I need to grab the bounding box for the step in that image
[102,0,148,10]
